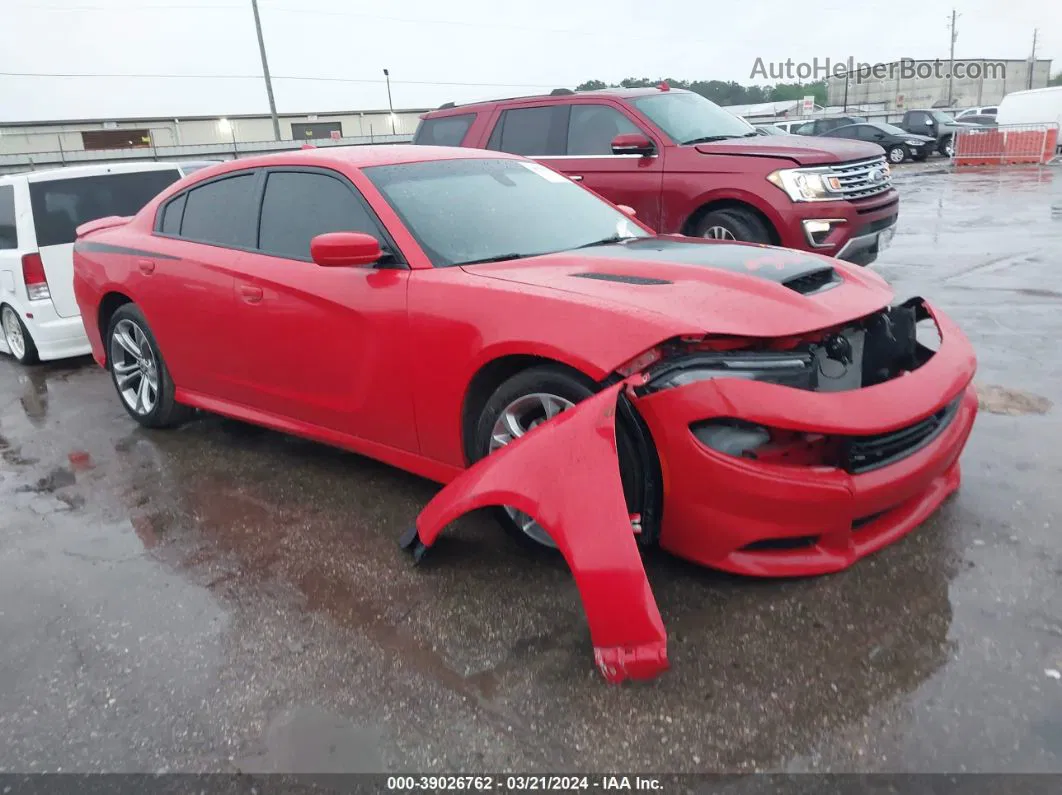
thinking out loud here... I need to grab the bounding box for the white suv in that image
[0,162,184,364]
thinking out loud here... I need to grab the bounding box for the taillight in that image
[21,253,50,301]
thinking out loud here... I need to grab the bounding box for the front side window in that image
[414,114,475,147]
[794,122,814,135]
[257,171,382,261]
[566,105,641,155]
[0,185,16,249]
[179,173,258,249]
[630,91,755,144]
[364,158,648,267]
[29,169,180,248]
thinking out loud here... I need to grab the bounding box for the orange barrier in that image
[953,124,1059,167]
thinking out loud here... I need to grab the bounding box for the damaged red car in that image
[72,146,977,683]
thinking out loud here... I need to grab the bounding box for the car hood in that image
[461,237,894,338]
[693,135,883,165]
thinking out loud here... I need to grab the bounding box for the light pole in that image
[383,68,396,134]
[251,0,281,141]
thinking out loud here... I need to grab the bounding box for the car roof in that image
[182,144,524,177]
[422,86,683,117]
[0,160,181,186]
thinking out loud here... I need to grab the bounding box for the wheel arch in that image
[97,291,134,365]
[682,198,781,245]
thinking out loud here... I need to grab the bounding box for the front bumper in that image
[634,301,978,577]
[782,189,899,267]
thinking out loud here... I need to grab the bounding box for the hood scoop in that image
[782,266,840,295]
[572,272,672,286]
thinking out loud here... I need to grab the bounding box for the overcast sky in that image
[1,0,1059,122]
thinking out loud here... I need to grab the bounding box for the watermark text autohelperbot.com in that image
[751,57,1007,83]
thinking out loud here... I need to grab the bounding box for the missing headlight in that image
[691,420,771,457]
[644,351,818,393]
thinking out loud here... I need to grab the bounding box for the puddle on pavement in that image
[976,384,1053,416]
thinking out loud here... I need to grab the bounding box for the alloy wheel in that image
[109,318,159,416]
[889,147,906,163]
[488,392,575,547]
[703,225,736,240]
[2,306,26,361]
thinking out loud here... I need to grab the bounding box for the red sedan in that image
[73,146,977,683]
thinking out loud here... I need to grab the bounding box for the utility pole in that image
[383,68,396,134]
[251,0,281,141]
[946,8,959,106]
[1028,28,1038,89]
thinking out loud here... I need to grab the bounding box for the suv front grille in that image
[828,156,893,200]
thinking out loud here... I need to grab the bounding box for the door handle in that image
[569,175,583,181]
[137,259,155,275]
[238,284,264,304]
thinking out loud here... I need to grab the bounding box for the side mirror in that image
[611,133,655,156]
[925,118,935,126]
[617,205,636,217]
[310,231,382,267]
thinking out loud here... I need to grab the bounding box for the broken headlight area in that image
[690,394,963,473]
[634,297,940,395]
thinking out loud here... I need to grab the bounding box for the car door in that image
[230,167,417,451]
[905,111,933,136]
[486,103,664,229]
[142,170,259,400]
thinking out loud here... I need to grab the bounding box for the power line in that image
[0,71,560,89]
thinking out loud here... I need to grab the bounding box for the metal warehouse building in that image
[826,58,1053,110]
[0,108,427,158]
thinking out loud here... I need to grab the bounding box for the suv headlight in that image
[767,167,843,202]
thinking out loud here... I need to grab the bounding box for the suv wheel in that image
[939,135,954,157]
[693,208,772,244]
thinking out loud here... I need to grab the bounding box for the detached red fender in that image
[401,380,668,684]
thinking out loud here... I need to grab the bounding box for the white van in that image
[996,86,1062,152]
[0,162,184,364]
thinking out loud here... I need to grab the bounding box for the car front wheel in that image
[886,145,908,164]
[692,208,772,244]
[939,135,954,157]
[106,303,192,428]
[471,365,654,551]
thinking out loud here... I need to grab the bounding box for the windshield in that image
[873,122,910,136]
[363,158,649,267]
[630,92,755,144]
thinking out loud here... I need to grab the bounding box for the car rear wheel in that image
[693,208,772,244]
[1,305,40,365]
[106,303,192,429]
[886,144,907,164]
[471,365,653,551]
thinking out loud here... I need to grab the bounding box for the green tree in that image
[1049,71,1062,86]
[576,79,608,91]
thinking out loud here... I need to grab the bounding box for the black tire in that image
[938,135,953,157]
[886,144,908,164]
[1,304,40,365]
[105,303,192,429]
[692,207,772,244]
[470,365,654,552]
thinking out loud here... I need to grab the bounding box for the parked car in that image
[997,87,1062,153]
[954,114,997,126]
[955,106,998,119]
[414,87,899,266]
[0,161,185,364]
[754,124,789,135]
[820,122,936,163]
[897,109,988,156]
[769,120,805,134]
[791,116,868,136]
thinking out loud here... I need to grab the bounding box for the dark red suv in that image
[414,85,900,266]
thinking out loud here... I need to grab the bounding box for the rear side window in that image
[257,171,383,261]
[179,173,257,249]
[28,169,180,247]
[0,185,16,249]
[159,193,186,235]
[413,114,475,147]
[488,106,566,156]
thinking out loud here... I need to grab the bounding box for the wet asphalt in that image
[1,164,1061,775]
